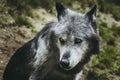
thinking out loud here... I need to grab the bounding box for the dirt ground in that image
[0,26,35,80]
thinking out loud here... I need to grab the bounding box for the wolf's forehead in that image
[55,20,92,37]
[54,11,94,38]
[57,25,92,39]
[65,13,85,23]
[62,12,88,28]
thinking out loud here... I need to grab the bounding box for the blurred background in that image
[0,0,120,80]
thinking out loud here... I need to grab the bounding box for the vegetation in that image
[86,23,120,79]
[0,0,120,80]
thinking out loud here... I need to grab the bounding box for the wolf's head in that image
[52,2,99,71]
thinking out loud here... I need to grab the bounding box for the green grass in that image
[85,20,120,79]
[15,15,34,28]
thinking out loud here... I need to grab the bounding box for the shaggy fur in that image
[3,2,99,80]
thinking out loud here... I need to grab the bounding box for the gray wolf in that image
[3,2,99,80]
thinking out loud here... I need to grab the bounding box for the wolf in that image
[3,2,99,80]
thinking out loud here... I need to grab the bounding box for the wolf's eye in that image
[75,38,82,44]
[59,38,66,44]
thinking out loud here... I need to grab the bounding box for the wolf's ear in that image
[56,2,66,21]
[85,5,97,22]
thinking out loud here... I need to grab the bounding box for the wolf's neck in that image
[74,70,83,80]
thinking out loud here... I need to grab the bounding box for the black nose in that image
[60,59,69,68]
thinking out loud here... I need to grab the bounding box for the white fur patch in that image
[69,41,88,69]
[29,75,35,80]
[75,71,83,80]
[33,37,48,67]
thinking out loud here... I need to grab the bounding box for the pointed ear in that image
[56,2,66,21]
[85,5,97,22]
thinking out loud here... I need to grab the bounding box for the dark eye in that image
[75,38,82,44]
[59,37,66,45]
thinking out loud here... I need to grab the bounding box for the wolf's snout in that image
[59,51,70,69]
[60,59,69,69]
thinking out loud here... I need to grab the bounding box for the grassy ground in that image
[0,0,120,80]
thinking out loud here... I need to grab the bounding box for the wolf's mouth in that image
[59,62,72,70]
[59,65,72,71]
